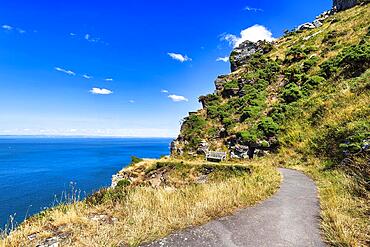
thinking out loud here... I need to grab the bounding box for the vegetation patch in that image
[1,158,280,247]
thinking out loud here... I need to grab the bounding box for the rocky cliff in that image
[171,3,369,161]
[334,0,358,10]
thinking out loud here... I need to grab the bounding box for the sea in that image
[0,136,172,228]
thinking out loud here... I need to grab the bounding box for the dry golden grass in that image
[1,160,280,247]
[292,159,369,247]
[254,152,370,247]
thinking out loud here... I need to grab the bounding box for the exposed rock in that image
[231,144,250,159]
[230,40,273,72]
[170,140,183,156]
[37,237,59,247]
[195,174,208,184]
[313,20,323,28]
[149,175,163,188]
[297,22,316,31]
[197,140,209,155]
[214,75,228,94]
[221,88,239,98]
[28,233,37,241]
[333,0,359,11]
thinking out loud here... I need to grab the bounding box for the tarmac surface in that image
[142,168,325,247]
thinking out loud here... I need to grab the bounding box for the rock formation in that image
[333,0,359,11]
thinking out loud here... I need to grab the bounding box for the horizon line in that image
[0,134,176,139]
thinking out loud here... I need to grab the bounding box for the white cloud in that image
[16,28,26,34]
[128,100,135,103]
[105,78,113,81]
[244,6,263,12]
[89,87,113,95]
[70,32,76,36]
[168,94,188,102]
[55,67,76,76]
[216,56,229,62]
[2,25,13,30]
[85,33,101,43]
[83,74,92,79]
[167,53,192,62]
[2,25,26,34]
[221,24,275,47]
[161,89,169,93]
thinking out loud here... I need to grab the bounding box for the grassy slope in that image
[1,159,280,246]
[175,4,370,246]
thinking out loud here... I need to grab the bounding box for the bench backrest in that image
[206,151,227,161]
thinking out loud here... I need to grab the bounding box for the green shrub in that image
[207,105,220,119]
[130,156,143,165]
[311,120,369,160]
[282,83,302,103]
[199,94,221,107]
[302,76,326,94]
[256,79,269,91]
[285,46,307,63]
[302,56,319,72]
[320,42,370,78]
[207,127,219,138]
[182,115,207,148]
[260,140,270,148]
[339,42,370,77]
[222,117,235,130]
[224,80,239,90]
[117,179,131,188]
[284,65,303,83]
[241,106,262,121]
[258,117,280,137]
[238,130,260,143]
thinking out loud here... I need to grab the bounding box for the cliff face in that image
[171,4,370,161]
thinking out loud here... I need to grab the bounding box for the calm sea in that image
[0,137,171,228]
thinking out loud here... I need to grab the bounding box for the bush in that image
[339,42,370,77]
[117,179,131,188]
[284,65,303,83]
[199,94,221,107]
[312,120,369,160]
[258,117,280,137]
[282,83,302,103]
[223,80,239,90]
[285,46,307,63]
[207,105,220,119]
[302,76,326,94]
[320,42,370,78]
[256,79,269,91]
[222,117,235,130]
[260,140,270,148]
[131,156,143,165]
[240,106,262,121]
[182,115,207,148]
[302,56,319,72]
[238,130,260,143]
[320,59,339,79]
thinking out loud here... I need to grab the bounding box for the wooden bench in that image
[206,151,227,162]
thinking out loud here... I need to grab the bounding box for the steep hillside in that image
[171,3,370,246]
[171,3,369,163]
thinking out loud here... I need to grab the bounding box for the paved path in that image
[142,168,325,247]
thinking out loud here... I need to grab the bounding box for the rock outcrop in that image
[230,40,273,72]
[333,0,359,11]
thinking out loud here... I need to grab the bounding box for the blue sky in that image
[0,0,331,137]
